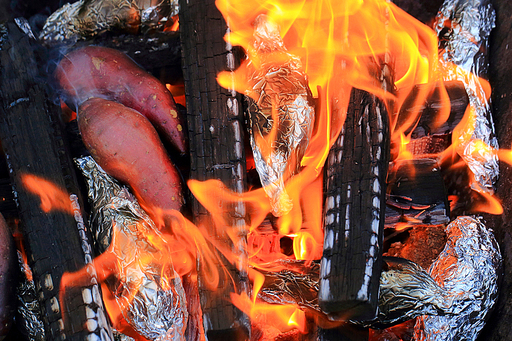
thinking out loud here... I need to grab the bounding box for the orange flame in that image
[21,174,75,215]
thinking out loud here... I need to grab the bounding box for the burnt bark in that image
[179,0,249,339]
[319,87,390,321]
[0,22,113,341]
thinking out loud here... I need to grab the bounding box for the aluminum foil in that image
[360,257,452,329]
[257,260,319,312]
[246,14,315,217]
[256,217,500,339]
[75,156,188,341]
[39,0,178,44]
[16,251,45,341]
[414,216,501,341]
[434,0,499,194]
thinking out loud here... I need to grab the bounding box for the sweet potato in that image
[77,97,183,217]
[0,213,16,340]
[56,46,187,154]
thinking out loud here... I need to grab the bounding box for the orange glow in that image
[473,190,503,215]
[395,132,414,162]
[231,292,307,334]
[59,208,220,337]
[21,174,74,215]
[166,83,186,107]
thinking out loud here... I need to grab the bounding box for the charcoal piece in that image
[319,86,390,321]
[0,22,113,340]
[387,158,449,209]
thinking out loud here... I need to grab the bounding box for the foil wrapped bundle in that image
[246,14,316,216]
[434,0,499,193]
[75,156,188,341]
[16,252,46,341]
[414,216,501,340]
[39,0,178,44]
[256,218,500,339]
[257,260,320,312]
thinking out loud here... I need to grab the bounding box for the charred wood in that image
[179,0,249,338]
[319,85,390,321]
[0,22,113,340]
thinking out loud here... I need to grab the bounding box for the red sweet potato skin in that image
[56,46,187,154]
[77,98,183,214]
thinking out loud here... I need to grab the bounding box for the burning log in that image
[319,61,391,322]
[0,22,113,339]
[179,0,250,338]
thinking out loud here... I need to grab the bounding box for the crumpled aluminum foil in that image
[414,216,501,340]
[434,0,499,194]
[16,251,46,341]
[75,156,188,341]
[257,260,319,312]
[246,14,315,217]
[256,217,500,339]
[39,0,178,44]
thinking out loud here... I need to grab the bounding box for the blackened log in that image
[0,22,113,341]
[179,0,249,339]
[319,87,390,321]
[393,80,468,140]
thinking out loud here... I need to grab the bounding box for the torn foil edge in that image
[75,156,188,341]
[39,0,178,44]
[434,0,499,193]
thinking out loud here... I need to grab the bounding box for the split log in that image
[319,86,390,321]
[319,57,391,324]
[179,0,250,339]
[0,22,113,341]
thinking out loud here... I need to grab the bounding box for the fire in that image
[22,0,504,338]
[210,0,504,333]
[21,174,75,215]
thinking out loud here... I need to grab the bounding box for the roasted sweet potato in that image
[78,98,183,217]
[56,46,187,154]
[0,213,16,340]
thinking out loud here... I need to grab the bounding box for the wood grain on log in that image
[0,22,113,341]
[319,86,390,321]
[179,0,250,339]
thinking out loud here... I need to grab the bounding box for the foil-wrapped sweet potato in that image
[56,46,187,154]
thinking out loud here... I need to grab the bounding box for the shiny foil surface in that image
[414,216,501,341]
[256,218,500,340]
[76,156,188,341]
[246,14,315,217]
[434,0,499,193]
[39,0,178,44]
